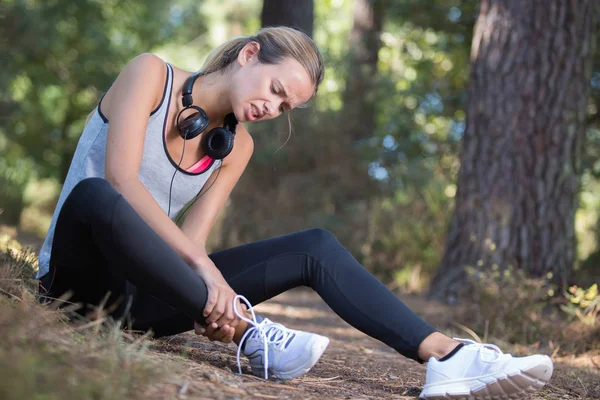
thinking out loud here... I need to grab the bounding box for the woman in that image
[37,27,553,398]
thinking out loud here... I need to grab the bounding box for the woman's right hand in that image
[192,256,240,330]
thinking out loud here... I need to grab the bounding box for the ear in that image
[237,41,261,66]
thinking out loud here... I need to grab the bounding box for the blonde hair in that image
[201,26,325,97]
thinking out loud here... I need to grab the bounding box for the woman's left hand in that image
[194,321,236,343]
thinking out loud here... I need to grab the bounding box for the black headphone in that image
[177,71,238,160]
[167,70,237,222]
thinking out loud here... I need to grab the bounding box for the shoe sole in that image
[251,336,330,380]
[419,356,553,399]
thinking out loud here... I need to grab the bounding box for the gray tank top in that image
[36,63,222,279]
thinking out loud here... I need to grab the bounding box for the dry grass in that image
[0,230,598,399]
[0,243,174,400]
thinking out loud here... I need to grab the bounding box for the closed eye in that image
[271,83,288,113]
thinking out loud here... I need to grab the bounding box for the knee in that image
[299,228,344,258]
[65,178,120,220]
[71,178,113,199]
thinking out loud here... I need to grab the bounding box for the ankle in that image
[418,333,461,361]
[233,320,249,345]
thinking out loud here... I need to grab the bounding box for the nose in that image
[263,103,272,116]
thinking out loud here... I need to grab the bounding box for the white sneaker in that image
[234,295,330,380]
[420,338,553,399]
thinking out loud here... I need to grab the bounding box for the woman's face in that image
[229,44,315,123]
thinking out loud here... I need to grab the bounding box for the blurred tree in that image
[354,1,477,283]
[342,0,383,143]
[261,0,314,37]
[429,0,598,302]
[0,0,205,224]
[218,1,478,283]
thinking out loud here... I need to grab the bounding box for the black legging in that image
[38,178,436,362]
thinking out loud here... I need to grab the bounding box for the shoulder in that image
[118,53,168,92]
[235,123,254,155]
[222,123,254,169]
[125,53,167,75]
[103,53,168,115]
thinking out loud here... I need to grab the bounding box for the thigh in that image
[112,232,319,336]
[40,180,129,317]
[208,229,329,305]
[209,229,329,277]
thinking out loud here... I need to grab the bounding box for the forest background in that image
[1,0,600,354]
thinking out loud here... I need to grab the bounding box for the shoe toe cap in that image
[522,355,553,381]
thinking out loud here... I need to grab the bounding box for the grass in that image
[0,227,598,399]
[0,237,174,400]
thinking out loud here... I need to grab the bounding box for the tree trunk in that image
[261,0,313,37]
[327,0,384,219]
[342,0,384,142]
[429,0,597,303]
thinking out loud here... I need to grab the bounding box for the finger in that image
[215,314,230,328]
[206,325,229,342]
[223,299,243,328]
[203,324,218,338]
[205,324,220,342]
[207,295,226,323]
[220,326,235,344]
[215,302,235,328]
[204,289,218,318]
[221,325,236,343]
[224,296,235,322]
[212,325,231,342]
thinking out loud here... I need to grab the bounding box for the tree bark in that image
[342,0,384,142]
[429,0,597,303]
[261,0,314,37]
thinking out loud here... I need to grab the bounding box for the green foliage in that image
[1,0,599,300]
[0,0,207,223]
[1,0,204,177]
[562,284,600,326]
[0,157,35,225]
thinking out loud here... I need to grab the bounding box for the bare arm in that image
[177,125,254,333]
[104,53,210,268]
[179,123,254,249]
[102,53,237,323]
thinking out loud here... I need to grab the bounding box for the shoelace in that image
[234,295,268,378]
[454,337,504,362]
[234,295,294,379]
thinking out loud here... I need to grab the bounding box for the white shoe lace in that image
[454,337,504,362]
[233,295,295,379]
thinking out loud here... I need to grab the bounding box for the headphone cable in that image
[174,165,222,226]
[167,130,188,218]
[167,130,222,225]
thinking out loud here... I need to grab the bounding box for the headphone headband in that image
[223,113,238,134]
[182,71,204,107]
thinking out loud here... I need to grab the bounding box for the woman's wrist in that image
[189,251,216,273]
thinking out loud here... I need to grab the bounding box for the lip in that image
[245,104,255,121]
[246,103,263,121]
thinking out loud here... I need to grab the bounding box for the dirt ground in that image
[141,288,600,400]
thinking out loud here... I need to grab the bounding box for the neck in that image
[185,71,232,122]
